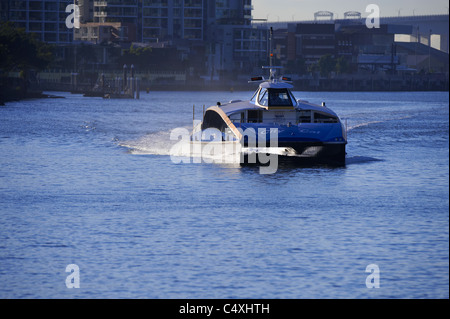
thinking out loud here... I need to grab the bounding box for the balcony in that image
[94,11,108,17]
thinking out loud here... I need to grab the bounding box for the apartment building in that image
[88,0,254,43]
[1,0,265,75]
[93,0,139,25]
[295,23,336,67]
[215,0,252,25]
[89,0,206,43]
[0,0,74,43]
[141,0,204,42]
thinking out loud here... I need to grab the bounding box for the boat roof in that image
[259,81,293,89]
[216,99,339,117]
[219,100,260,116]
[296,100,339,117]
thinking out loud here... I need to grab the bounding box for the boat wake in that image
[118,130,177,156]
[346,115,413,132]
[346,120,383,131]
[120,120,392,151]
[119,127,383,167]
[345,156,382,165]
[118,129,242,164]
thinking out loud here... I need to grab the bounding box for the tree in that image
[336,56,350,75]
[118,45,153,70]
[318,54,336,77]
[0,22,53,95]
[0,22,53,73]
[308,62,319,74]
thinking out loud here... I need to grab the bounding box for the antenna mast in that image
[253,27,287,84]
[269,27,273,69]
[264,27,282,82]
[269,27,274,80]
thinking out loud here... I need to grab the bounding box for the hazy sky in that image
[252,0,449,21]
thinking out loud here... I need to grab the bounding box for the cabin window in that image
[289,91,297,105]
[298,110,312,123]
[268,89,294,107]
[313,112,339,123]
[229,112,243,123]
[250,89,258,103]
[247,110,263,123]
[258,89,269,106]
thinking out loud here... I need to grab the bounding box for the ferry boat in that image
[191,32,347,166]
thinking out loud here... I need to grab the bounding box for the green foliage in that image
[119,45,153,69]
[0,22,53,72]
[335,56,350,75]
[308,62,319,73]
[318,54,336,77]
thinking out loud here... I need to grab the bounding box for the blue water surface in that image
[0,90,448,298]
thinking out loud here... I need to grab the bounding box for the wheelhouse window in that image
[289,90,298,105]
[250,89,258,103]
[258,88,269,106]
[268,89,294,107]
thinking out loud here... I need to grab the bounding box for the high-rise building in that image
[93,0,139,25]
[205,0,266,74]
[141,0,205,42]
[78,0,94,24]
[87,0,255,44]
[0,0,258,44]
[211,0,253,26]
[1,0,265,74]
[0,0,74,43]
[90,0,207,43]
[294,23,336,67]
[92,0,140,41]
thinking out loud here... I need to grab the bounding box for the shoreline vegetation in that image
[0,21,53,105]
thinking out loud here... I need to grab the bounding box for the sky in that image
[252,0,449,21]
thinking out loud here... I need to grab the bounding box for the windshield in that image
[268,89,293,107]
[250,89,259,103]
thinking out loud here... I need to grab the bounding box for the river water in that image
[0,90,448,299]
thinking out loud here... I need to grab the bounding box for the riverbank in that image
[0,89,66,105]
[2,73,448,105]
[0,76,66,105]
[36,73,449,93]
[0,87,65,105]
